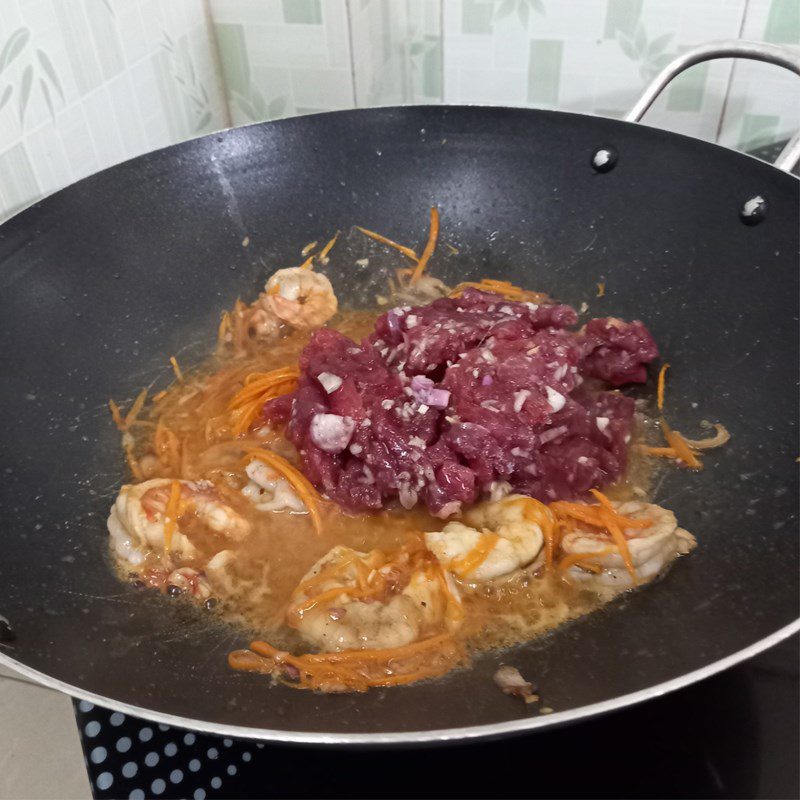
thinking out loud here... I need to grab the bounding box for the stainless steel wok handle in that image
[626,40,800,172]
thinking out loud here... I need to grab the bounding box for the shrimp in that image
[245,306,282,342]
[241,459,305,513]
[107,478,251,562]
[560,500,696,587]
[204,548,272,608]
[424,495,545,582]
[165,567,212,599]
[288,542,461,652]
[264,267,337,329]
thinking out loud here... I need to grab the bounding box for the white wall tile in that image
[0,0,228,222]
[25,118,72,193]
[54,101,99,182]
[443,0,748,146]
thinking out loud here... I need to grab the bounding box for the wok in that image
[0,41,797,743]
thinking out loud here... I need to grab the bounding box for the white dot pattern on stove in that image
[96,772,113,791]
[76,702,252,798]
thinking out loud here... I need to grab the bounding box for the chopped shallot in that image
[309,414,356,453]
[410,375,450,408]
[317,372,343,394]
[493,665,538,703]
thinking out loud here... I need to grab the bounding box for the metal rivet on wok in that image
[591,146,618,173]
[740,194,767,225]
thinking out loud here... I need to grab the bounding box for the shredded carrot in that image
[450,532,499,578]
[154,421,182,473]
[317,231,339,262]
[228,366,300,436]
[682,423,730,450]
[301,240,318,257]
[163,479,182,555]
[283,633,455,665]
[217,311,231,348]
[512,497,559,570]
[549,490,657,582]
[354,226,419,261]
[410,207,440,284]
[557,547,615,574]
[231,632,464,691]
[153,390,168,403]
[551,500,651,530]
[660,418,703,469]
[588,489,617,516]
[589,489,636,582]
[601,511,636,582]
[243,448,324,535]
[169,356,184,382]
[108,399,125,430]
[293,554,363,601]
[245,366,298,385]
[124,389,148,428]
[657,363,669,411]
[110,389,149,431]
[596,282,605,297]
[431,562,465,624]
[640,423,727,463]
[289,586,360,619]
[448,279,549,304]
[300,231,338,269]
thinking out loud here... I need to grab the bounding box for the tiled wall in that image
[1,0,798,224]
[211,0,354,124]
[443,0,746,142]
[0,0,229,222]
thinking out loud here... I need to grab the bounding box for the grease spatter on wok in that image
[107,209,728,693]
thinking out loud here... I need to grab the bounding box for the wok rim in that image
[0,105,796,236]
[1,619,797,743]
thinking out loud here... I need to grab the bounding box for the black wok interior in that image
[0,106,797,738]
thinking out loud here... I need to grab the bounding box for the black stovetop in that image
[74,634,798,799]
